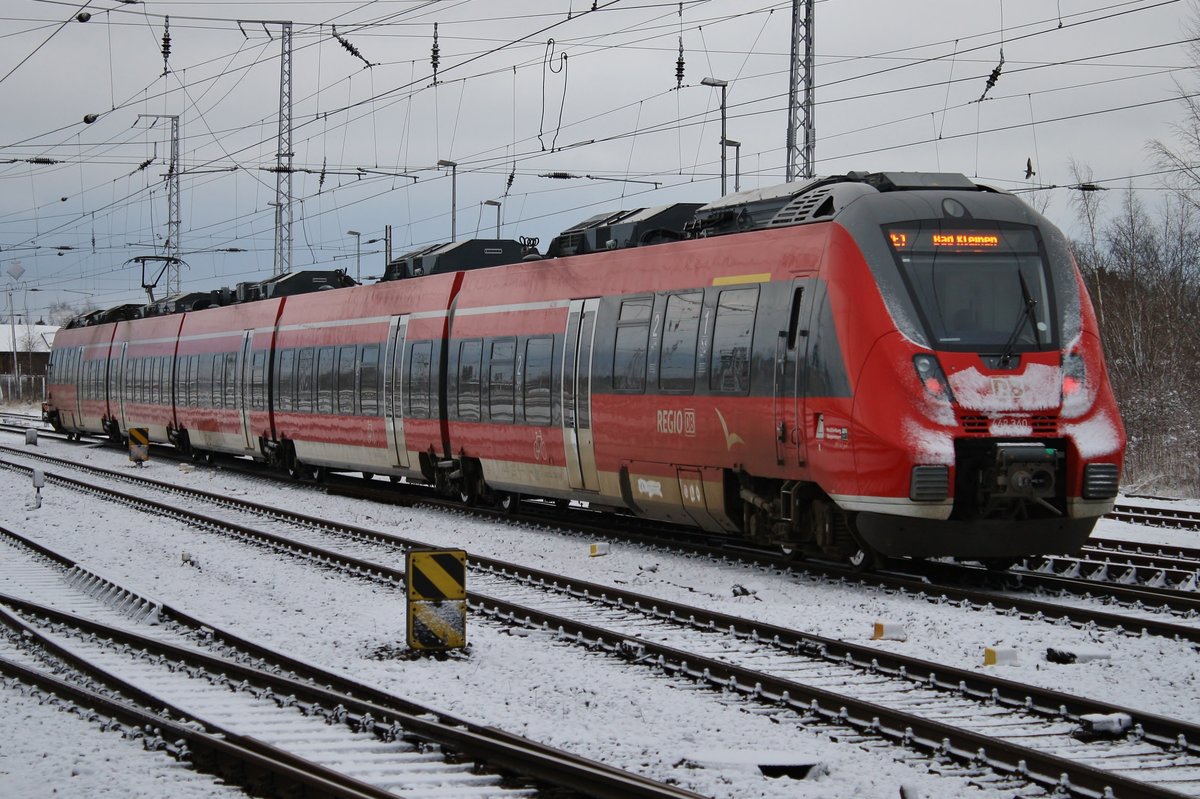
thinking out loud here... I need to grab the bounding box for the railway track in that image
[2,451,1199,797]
[1110,503,1200,533]
[0,526,704,799]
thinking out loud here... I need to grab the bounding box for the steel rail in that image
[0,530,707,799]
[2,474,1197,798]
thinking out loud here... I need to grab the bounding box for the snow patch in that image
[989,420,1033,437]
[1063,412,1121,458]
[948,362,1062,412]
[902,419,954,465]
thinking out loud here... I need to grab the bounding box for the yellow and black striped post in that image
[128,427,149,465]
[405,549,467,651]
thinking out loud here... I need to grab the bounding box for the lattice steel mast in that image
[786,0,815,181]
[273,21,294,276]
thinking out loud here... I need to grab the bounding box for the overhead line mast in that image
[274,20,294,277]
[137,114,182,296]
[786,0,815,182]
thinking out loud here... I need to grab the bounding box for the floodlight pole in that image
[438,160,458,241]
[483,199,501,237]
[702,77,729,194]
[346,230,361,282]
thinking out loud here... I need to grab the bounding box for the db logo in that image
[989,377,1024,401]
[656,408,697,437]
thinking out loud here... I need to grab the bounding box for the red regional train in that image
[44,171,1126,566]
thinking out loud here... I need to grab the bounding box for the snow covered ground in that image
[0,412,1197,798]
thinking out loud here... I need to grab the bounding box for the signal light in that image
[913,354,954,403]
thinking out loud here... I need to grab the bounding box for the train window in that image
[659,291,702,393]
[359,345,381,416]
[336,346,357,415]
[276,349,295,412]
[408,341,432,419]
[224,351,237,409]
[317,347,336,414]
[251,351,267,411]
[457,340,482,422]
[524,337,553,425]
[613,324,649,393]
[148,357,159,405]
[296,348,315,412]
[619,296,653,321]
[210,353,224,408]
[489,339,515,423]
[187,356,198,407]
[710,287,757,393]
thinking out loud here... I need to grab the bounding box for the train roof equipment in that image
[545,203,703,257]
[382,238,539,281]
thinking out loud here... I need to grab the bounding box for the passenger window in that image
[317,347,336,413]
[489,339,515,422]
[659,291,702,392]
[710,287,757,393]
[523,337,553,425]
[251,351,267,411]
[457,340,482,421]
[359,345,381,416]
[276,350,295,412]
[296,348,315,412]
[337,345,357,414]
[614,297,651,393]
[408,341,432,418]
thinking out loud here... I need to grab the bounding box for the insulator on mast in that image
[431,23,440,83]
[675,37,685,89]
[161,16,171,76]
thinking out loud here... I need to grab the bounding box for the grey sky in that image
[0,0,1192,320]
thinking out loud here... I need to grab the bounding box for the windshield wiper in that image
[999,270,1042,367]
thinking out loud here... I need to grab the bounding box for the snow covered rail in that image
[4,456,1200,798]
[1111,503,1200,532]
[0,529,708,799]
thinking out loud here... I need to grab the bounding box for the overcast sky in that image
[0,0,1194,321]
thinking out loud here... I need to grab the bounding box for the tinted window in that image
[613,325,648,392]
[276,349,295,412]
[359,345,381,416]
[296,348,315,412]
[251,351,267,411]
[489,339,515,422]
[408,341,432,418]
[524,337,553,425]
[710,287,757,392]
[224,351,237,408]
[337,345,357,414]
[457,340,482,421]
[660,291,702,392]
[317,347,336,413]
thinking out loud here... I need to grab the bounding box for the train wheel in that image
[846,539,883,572]
[498,492,520,513]
[459,480,479,507]
[361,471,374,482]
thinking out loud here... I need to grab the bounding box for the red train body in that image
[44,172,1126,564]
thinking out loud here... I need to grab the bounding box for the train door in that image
[773,280,811,466]
[562,298,601,491]
[238,330,253,450]
[71,347,83,428]
[383,314,411,469]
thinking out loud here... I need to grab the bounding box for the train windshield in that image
[885,224,1055,352]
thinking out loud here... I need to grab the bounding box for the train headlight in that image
[1061,351,1089,418]
[913,354,954,403]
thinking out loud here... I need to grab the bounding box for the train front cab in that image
[825,180,1126,560]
